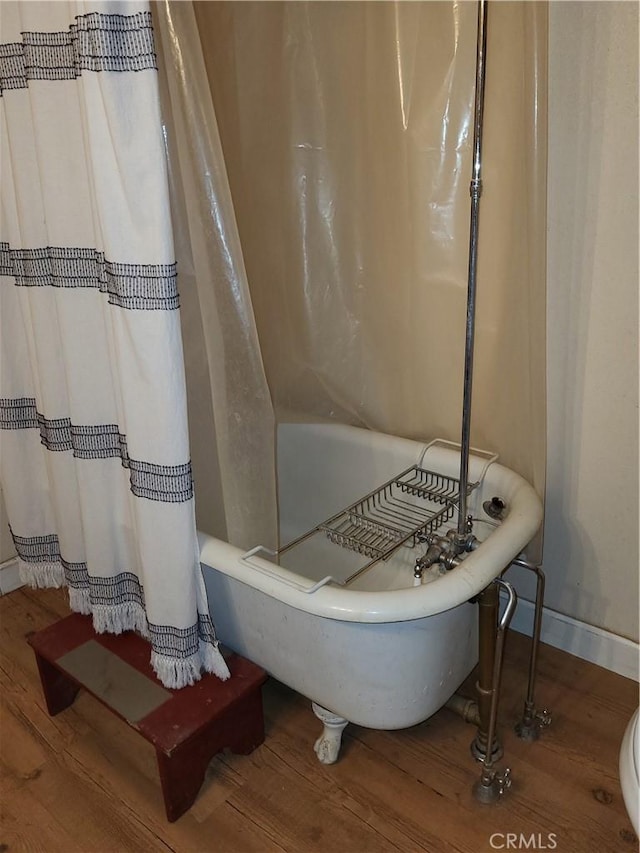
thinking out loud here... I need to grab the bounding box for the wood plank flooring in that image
[1,587,637,853]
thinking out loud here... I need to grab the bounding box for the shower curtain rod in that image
[457,0,489,542]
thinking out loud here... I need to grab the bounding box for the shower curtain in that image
[0,0,229,687]
[152,2,278,553]
[180,0,548,563]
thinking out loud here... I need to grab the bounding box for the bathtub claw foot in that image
[312,702,348,764]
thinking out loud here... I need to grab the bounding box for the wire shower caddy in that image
[278,465,478,585]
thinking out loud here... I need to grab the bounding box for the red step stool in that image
[28,612,266,822]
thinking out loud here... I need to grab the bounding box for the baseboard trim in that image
[0,557,23,595]
[510,597,639,682]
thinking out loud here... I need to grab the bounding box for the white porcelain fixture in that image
[620,707,639,836]
[199,422,543,760]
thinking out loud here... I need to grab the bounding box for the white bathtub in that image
[199,422,542,754]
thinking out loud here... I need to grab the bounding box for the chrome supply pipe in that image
[457,0,489,541]
[502,558,553,739]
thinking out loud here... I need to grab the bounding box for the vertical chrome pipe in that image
[503,559,552,740]
[458,0,489,538]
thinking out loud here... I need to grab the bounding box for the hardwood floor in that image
[1,586,637,853]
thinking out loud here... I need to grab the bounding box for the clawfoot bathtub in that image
[200,422,542,762]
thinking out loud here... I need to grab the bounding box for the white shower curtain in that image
[0,0,229,688]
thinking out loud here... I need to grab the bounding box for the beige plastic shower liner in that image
[154,1,547,562]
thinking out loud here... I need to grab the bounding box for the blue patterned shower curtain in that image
[0,1,229,688]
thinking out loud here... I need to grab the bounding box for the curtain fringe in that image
[199,638,231,681]
[151,640,230,689]
[93,601,150,639]
[18,561,230,689]
[19,558,65,588]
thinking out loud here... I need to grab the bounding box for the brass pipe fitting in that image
[445,693,481,727]
[471,580,502,762]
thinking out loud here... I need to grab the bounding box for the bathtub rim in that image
[198,423,543,624]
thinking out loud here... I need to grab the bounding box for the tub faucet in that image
[415,542,445,573]
[415,526,478,579]
[414,535,452,581]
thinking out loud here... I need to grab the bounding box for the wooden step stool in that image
[28,612,266,822]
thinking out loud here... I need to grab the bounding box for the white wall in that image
[514,2,638,645]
